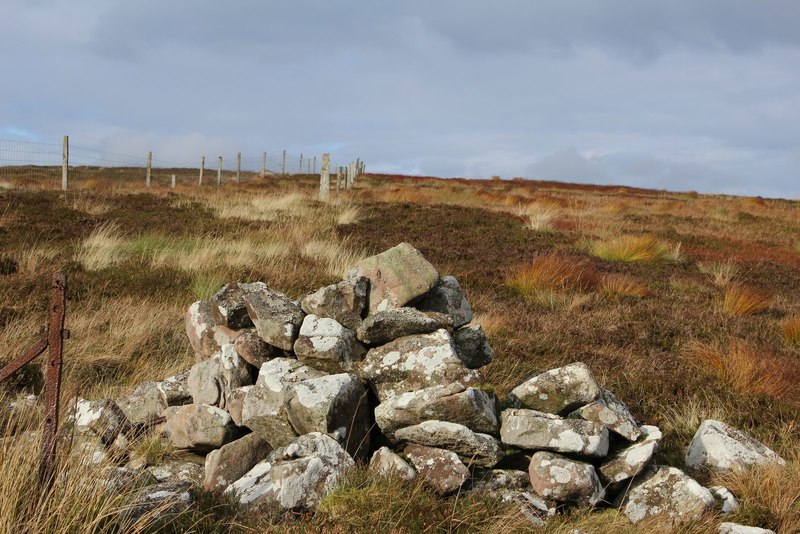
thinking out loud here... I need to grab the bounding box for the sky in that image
[2,1,799,198]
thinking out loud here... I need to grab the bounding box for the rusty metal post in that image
[39,272,67,486]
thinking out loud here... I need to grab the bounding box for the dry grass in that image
[507,254,598,295]
[697,259,739,286]
[588,235,680,263]
[683,339,796,400]
[76,221,125,270]
[780,315,800,347]
[69,192,112,215]
[598,274,649,301]
[720,284,771,316]
[516,202,558,232]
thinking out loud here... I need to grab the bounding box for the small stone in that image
[356,307,452,345]
[294,314,363,373]
[211,282,269,329]
[124,481,193,524]
[148,460,205,486]
[301,277,368,331]
[395,420,503,468]
[528,451,604,508]
[157,371,192,406]
[500,409,609,457]
[415,275,473,329]
[617,465,715,524]
[467,469,530,494]
[358,329,483,401]
[116,381,168,425]
[599,425,661,486]
[234,331,282,368]
[500,491,555,528]
[369,446,416,481]
[225,386,252,427]
[163,404,235,453]
[570,389,640,441]
[187,343,254,409]
[204,433,272,492]
[404,444,470,495]
[243,287,305,351]
[685,419,786,472]
[346,242,440,315]
[509,362,601,416]
[71,399,132,445]
[719,523,776,534]
[452,324,495,369]
[709,486,740,514]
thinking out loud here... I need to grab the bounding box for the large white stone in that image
[395,420,503,468]
[528,452,604,508]
[500,409,609,457]
[617,466,715,524]
[685,419,786,471]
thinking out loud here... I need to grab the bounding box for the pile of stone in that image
[62,243,785,531]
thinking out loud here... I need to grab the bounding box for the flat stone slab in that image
[510,362,601,416]
[685,419,786,472]
[395,420,503,467]
[356,307,451,345]
[244,288,305,351]
[599,425,661,486]
[204,432,272,492]
[500,409,609,457]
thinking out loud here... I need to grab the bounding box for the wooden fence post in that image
[299,153,304,174]
[146,151,152,188]
[261,152,267,177]
[236,152,241,184]
[281,150,286,174]
[217,156,222,187]
[336,166,342,192]
[61,135,69,191]
[313,156,317,174]
[199,156,205,186]
[319,153,330,199]
[171,174,176,188]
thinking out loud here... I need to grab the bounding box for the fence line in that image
[0,137,358,190]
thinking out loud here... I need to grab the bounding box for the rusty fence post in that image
[38,272,67,486]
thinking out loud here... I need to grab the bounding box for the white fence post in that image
[171,174,176,188]
[199,156,205,186]
[236,152,241,184]
[61,135,69,191]
[146,151,152,188]
[217,156,222,187]
[299,153,304,174]
[281,150,286,174]
[261,152,267,177]
[319,153,330,199]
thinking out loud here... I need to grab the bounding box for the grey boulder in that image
[243,287,305,351]
[369,446,416,481]
[617,465,715,524]
[453,324,495,369]
[395,420,503,468]
[500,409,609,457]
[685,419,786,472]
[185,300,241,359]
[293,314,362,373]
[415,275,473,328]
[210,282,269,329]
[204,432,272,492]
[509,362,601,416]
[570,389,640,442]
[163,404,235,453]
[301,277,368,331]
[355,307,451,345]
[404,444,470,495]
[528,451,604,508]
[116,381,168,424]
[187,343,254,409]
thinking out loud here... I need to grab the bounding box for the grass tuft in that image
[720,284,771,316]
[588,235,679,263]
[780,315,800,348]
[697,259,739,287]
[598,274,649,301]
[76,221,125,270]
[507,254,598,295]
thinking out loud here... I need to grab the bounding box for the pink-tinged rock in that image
[163,404,235,453]
[528,451,604,508]
[234,331,282,368]
[243,288,305,351]
[345,243,440,315]
[301,277,368,331]
[185,300,242,359]
[204,432,272,492]
[404,444,470,495]
[369,446,416,481]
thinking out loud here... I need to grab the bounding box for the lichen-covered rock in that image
[500,491,556,528]
[188,343,254,409]
[466,469,530,494]
[395,420,503,468]
[346,242,440,315]
[301,277,368,331]
[500,409,609,457]
[617,466,715,524]
[358,329,483,401]
[163,404,235,453]
[225,433,354,512]
[415,275,473,328]
[355,307,452,345]
[285,372,371,460]
[243,288,305,351]
[404,444,470,495]
[528,452,604,508]
[157,371,192,406]
[685,419,786,472]
[148,460,205,486]
[225,386,252,427]
[71,398,132,445]
[234,331,281,368]
[452,324,495,369]
[719,523,776,534]
[374,383,499,441]
[293,314,362,373]
[241,358,325,448]
[204,432,272,492]
[369,446,416,481]
[185,300,242,359]
[709,486,740,514]
[116,381,168,424]
[599,425,661,486]
[211,282,269,329]
[570,389,640,441]
[123,481,193,525]
[509,362,601,416]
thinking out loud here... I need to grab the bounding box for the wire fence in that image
[0,137,347,190]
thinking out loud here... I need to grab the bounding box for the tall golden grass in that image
[598,274,649,301]
[507,254,598,295]
[780,315,800,347]
[720,284,771,316]
[588,235,680,263]
[697,259,739,287]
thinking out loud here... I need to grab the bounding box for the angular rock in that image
[301,277,368,331]
[467,469,530,494]
[369,446,416,481]
[685,419,786,472]
[294,314,362,373]
[453,324,495,369]
[211,282,269,329]
[185,300,242,359]
[500,409,609,457]
[358,329,483,401]
[243,288,305,351]
[116,381,168,425]
[188,343,254,409]
[240,358,325,448]
[123,481,193,525]
[501,491,555,528]
[509,362,601,416]
[719,523,776,534]
[286,372,371,460]
[599,425,661,485]
[234,331,281,368]
[395,420,503,468]
[225,386,252,427]
[617,466,715,524]
[157,371,192,406]
[374,383,499,441]
[710,486,740,514]
[570,389,640,442]
[148,460,205,486]
[404,444,470,495]
[355,307,452,345]
[204,432,272,492]
[346,243,440,315]
[71,399,131,445]
[225,433,354,512]
[163,404,235,453]
[415,275,473,329]
[528,452,604,508]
